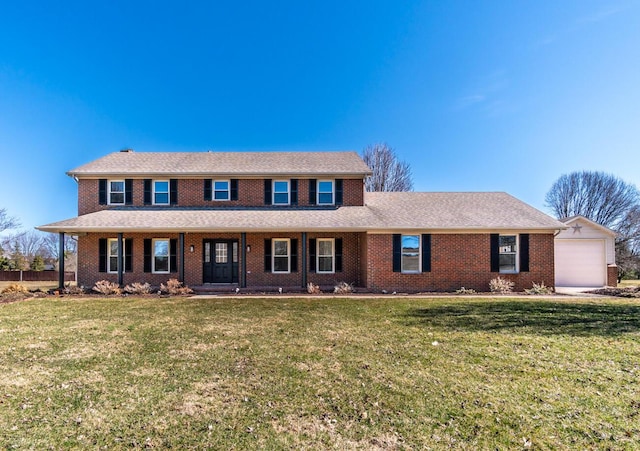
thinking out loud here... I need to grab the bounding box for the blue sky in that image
[1,0,639,232]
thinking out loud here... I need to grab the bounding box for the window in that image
[272,238,290,273]
[401,235,420,273]
[153,239,170,273]
[317,180,334,205]
[107,238,123,273]
[273,180,290,205]
[317,238,335,273]
[499,235,517,273]
[153,181,169,205]
[109,181,125,205]
[213,180,230,201]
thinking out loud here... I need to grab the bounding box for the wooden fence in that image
[0,271,76,282]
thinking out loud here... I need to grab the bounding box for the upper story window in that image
[153,181,169,205]
[214,180,230,201]
[499,235,518,273]
[401,235,420,273]
[273,180,290,205]
[317,180,334,205]
[109,181,125,205]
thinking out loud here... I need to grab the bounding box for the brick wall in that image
[78,178,365,215]
[365,233,555,292]
[77,231,363,289]
[607,264,618,287]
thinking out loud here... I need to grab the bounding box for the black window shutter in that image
[335,238,343,272]
[421,234,431,272]
[204,179,212,201]
[290,239,298,272]
[99,238,107,272]
[490,234,500,272]
[99,179,107,205]
[335,179,344,205]
[309,238,317,272]
[264,239,272,272]
[125,238,133,272]
[392,234,402,272]
[309,179,317,205]
[520,234,530,272]
[170,239,177,273]
[143,239,152,273]
[230,179,238,201]
[291,179,298,205]
[264,179,272,205]
[170,179,178,205]
[125,179,133,205]
[143,179,152,205]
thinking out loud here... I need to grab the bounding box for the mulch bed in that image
[587,286,640,298]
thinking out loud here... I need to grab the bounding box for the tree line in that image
[0,209,76,272]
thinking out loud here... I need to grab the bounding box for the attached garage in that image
[554,216,616,287]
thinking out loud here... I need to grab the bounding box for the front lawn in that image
[1,296,639,449]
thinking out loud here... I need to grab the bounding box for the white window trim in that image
[272,180,290,205]
[272,238,291,274]
[401,234,421,274]
[499,234,519,274]
[108,180,125,205]
[213,179,231,201]
[316,238,335,274]
[107,238,124,273]
[152,238,170,274]
[153,180,170,205]
[317,180,335,205]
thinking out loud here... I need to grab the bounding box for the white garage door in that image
[555,239,606,287]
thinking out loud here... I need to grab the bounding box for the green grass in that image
[1,296,640,449]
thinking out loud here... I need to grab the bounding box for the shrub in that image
[63,283,85,295]
[124,282,152,295]
[92,280,122,295]
[334,281,354,294]
[525,282,553,295]
[2,283,29,294]
[489,277,514,294]
[455,287,476,295]
[160,278,193,296]
[307,282,321,294]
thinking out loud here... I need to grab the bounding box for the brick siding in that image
[607,264,618,287]
[365,233,555,292]
[78,178,365,215]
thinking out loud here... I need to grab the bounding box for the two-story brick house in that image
[38,150,565,292]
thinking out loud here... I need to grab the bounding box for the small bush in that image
[1,283,29,294]
[334,281,354,294]
[455,286,476,295]
[63,283,85,295]
[92,280,122,295]
[489,277,514,294]
[307,282,321,294]
[525,282,553,295]
[160,278,193,296]
[124,282,152,295]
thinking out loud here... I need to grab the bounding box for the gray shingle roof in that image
[37,192,565,233]
[67,151,372,177]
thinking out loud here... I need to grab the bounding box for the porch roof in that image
[37,192,566,233]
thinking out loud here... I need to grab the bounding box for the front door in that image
[203,240,239,283]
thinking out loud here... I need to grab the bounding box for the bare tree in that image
[545,171,639,229]
[546,171,640,280]
[41,232,78,271]
[0,208,19,233]
[361,143,413,192]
